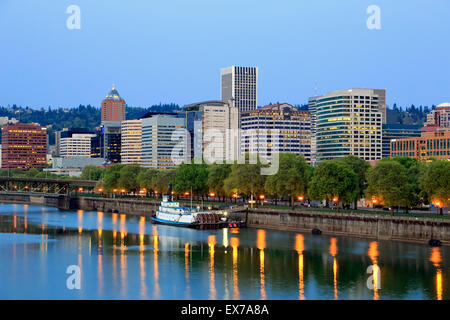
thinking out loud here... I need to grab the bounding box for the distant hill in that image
[386,103,435,125]
[0,104,180,145]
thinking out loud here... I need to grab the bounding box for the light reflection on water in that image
[0,203,449,300]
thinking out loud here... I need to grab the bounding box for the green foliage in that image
[207,164,231,197]
[118,164,143,193]
[137,168,158,193]
[80,165,104,181]
[154,170,177,195]
[102,164,124,192]
[224,154,267,197]
[265,153,312,208]
[420,160,450,207]
[173,162,209,195]
[309,160,359,206]
[366,160,409,208]
[336,156,370,205]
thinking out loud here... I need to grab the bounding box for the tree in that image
[337,156,370,209]
[420,160,450,215]
[224,154,267,203]
[207,164,231,201]
[173,162,209,197]
[80,165,104,181]
[365,160,409,216]
[137,168,158,196]
[118,164,142,194]
[153,169,177,197]
[102,164,124,193]
[265,153,312,209]
[391,157,426,211]
[309,160,359,212]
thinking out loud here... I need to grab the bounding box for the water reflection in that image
[329,238,338,300]
[139,216,147,299]
[185,242,190,298]
[430,247,443,300]
[153,225,161,299]
[0,204,448,300]
[295,234,305,300]
[230,237,240,300]
[368,241,380,300]
[257,229,266,300]
[208,235,217,300]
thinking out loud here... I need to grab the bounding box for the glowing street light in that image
[298,196,304,201]
[113,188,118,193]
[78,187,83,192]
[98,188,103,193]
[259,194,265,200]
[332,196,338,202]
[184,192,190,196]
[209,192,215,197]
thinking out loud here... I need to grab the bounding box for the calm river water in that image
[0,203,448,300]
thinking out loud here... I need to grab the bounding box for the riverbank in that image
[1,192,448,246]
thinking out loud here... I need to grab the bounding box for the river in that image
[0,203,448,300]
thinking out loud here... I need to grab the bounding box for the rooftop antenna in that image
[314,80,318,97]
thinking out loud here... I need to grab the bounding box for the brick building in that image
[1,123,47,170]
[390,129,450,161]
[101,86,126,122]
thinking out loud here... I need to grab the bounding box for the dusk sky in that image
[0,0,449,109]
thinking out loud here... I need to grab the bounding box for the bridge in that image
[0,176,97,195]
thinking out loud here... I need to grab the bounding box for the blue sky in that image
[0,0,449,109]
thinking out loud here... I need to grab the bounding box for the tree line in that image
[80,153,449,215]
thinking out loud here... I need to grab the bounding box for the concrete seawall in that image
[72,196,159,216]
[246,208,450,245]
[1,192,449,245]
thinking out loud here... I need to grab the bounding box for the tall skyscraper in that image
[240,103,311,162]
[315,88,383,162]
[183,100,239,163]
[101,86,126,122]
[121,119,142,164]
[308,96,318,165]
[221,66,258,114]
[1,123,47,169]
[141,113,187,170]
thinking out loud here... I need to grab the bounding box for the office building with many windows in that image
[101,86,126,122]
[1,123,47,170]
[221,66,258,114]
[59,128,96,158]
[390,129,450,161]
[90,122,122,164]
[424,103,450,129]
[183,100,239,163]
[141,113,187,170]
[121,119,142,164]
[315,88,383,162]
[382,124,422,158]
[240,103,311,162]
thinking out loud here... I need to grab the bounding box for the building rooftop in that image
[103,86,124,102]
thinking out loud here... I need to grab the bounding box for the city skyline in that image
[0,1,449,109]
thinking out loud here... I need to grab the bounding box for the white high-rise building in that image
[315,88,384,162]
[121,119,142,164]
[221,66,258,114]
[141,114,187,170]
[60,133,96,158]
